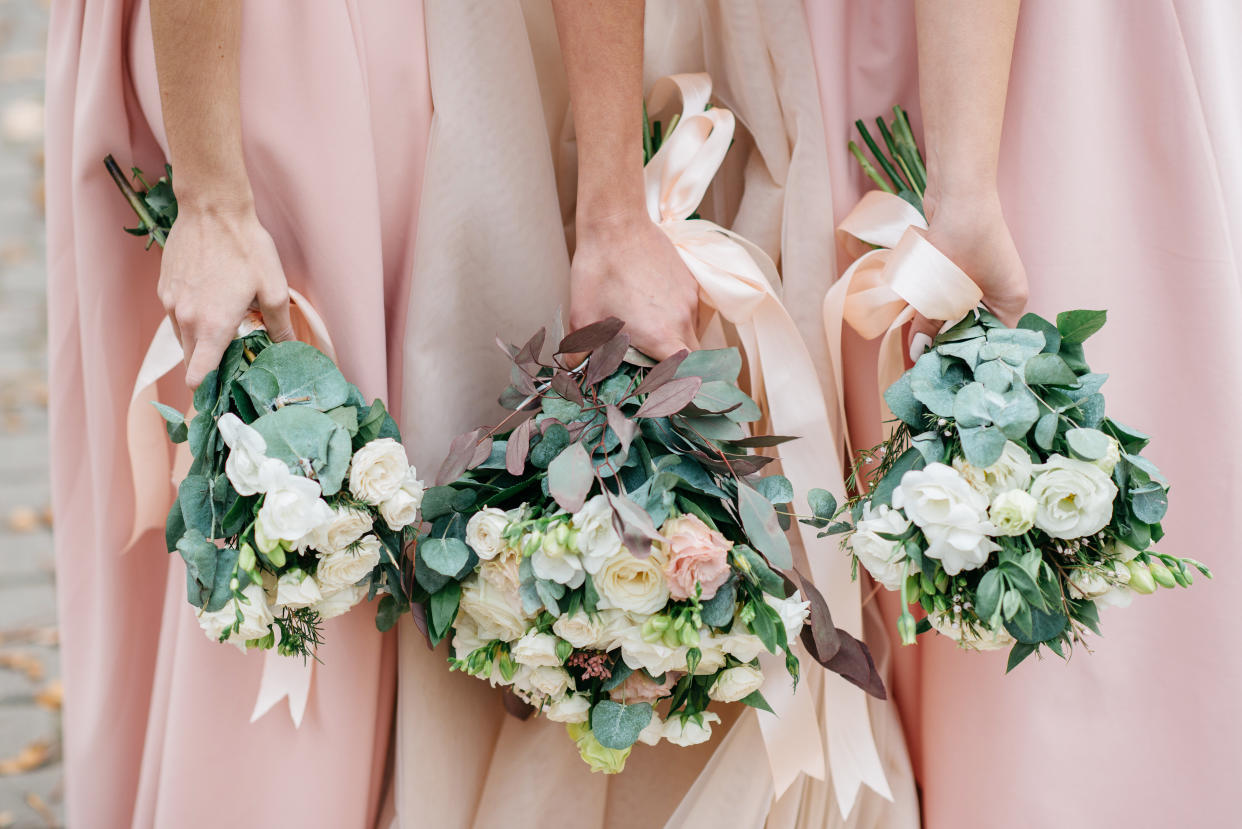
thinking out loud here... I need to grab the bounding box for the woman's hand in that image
[158,202,293,388]
[569,214,701,361]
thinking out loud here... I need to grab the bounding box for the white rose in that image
[637,713,664,746]
[662,712,721,747]
[255,475,333,552]
[572,495,623,574]
[693,635,727,675]
[893,463,999,575]
[511,630,563,668]
[218,413,289,496]
[465,507,511,561]
[274,569,323,609]
[765,591,811,641]
[953,441,1033,497]
[1093,437,1122,475]
[553,611,604,649]
[545,694,591,724]
[590,609,636,651]
[989,490,1038,537]
[1029,455,1118,539]
[927,611,1014,651]
[614,624,686,676]
[451,613,486,661]
[313,583,368,620]
[717,630,765,663]
[709,665,765,703]
[312,506,374,554]
[1066,566,1112,600]
[849,504,910,590]
[531,525,586,588]
[458,575,530,642]
[379,480,423,532]
[197,583,274,651]
[595,549,670,615]
[528,666,573,700]
[348,438,409,505]
[316,534,383,591]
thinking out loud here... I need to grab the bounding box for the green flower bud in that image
[680,625,700,647]
[238,543,256,573]
[738,604,757,626]
[904,574,923,605]
[1127,560,1157,595]
[555,638,573,664]
[897,613,918,646]
[934,569,950,592]
[662,627,682,648]
[266,545,287,568]
[567,723,631,774]
[229,577,240,591]
[1147,557,1177,589]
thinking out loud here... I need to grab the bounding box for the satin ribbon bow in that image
[823,190,983,425]
[126,288,334,727]
[646,73,891,816]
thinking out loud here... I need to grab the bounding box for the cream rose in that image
[528,666,573,700]
[614,624,686,676]
[511,630,562,668]
[218,413,288,496]
[480,547,523,597]
[928,611,1014,651]
[662,712,721,747]
[989,489,1038,537]
[255,475,333,553]
[348,438,409,505]
[552,611,604,649]
[458,575,529,642]
[1029,455,1118,539]
[274,569,323,609]
[313,583,367,620]
[316,534,382,591]
[465,507,511,561]
[572,494,623,573]
[637,713,665,747]
[709,665,765,703]
[692,635,727,675]
[893,463,999,575]
[595,549,670,615]
[953,441,1033,496]
[659,514,732,601]
[545,694,590,724]
[197,583,274,651]
[313,506,374,554]
[717,630,765,663]
[379,469,424,531]
[849,503,910,590]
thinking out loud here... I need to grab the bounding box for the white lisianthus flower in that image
[989,490,1038,537]
[379,468,424,531]
[451,613,486,662]
[590,609,636,651]
[1093,437,1122,475]
[313,506,374,554]
[197,583,274,651]
[528,666,573,700]
[465,507,511,561]
[614,624,686,676]
[553,611,604,649]
[595,549,670,615]
[348,438,409,505]
[717,630,765,663]
[572,495,623,574]
[765,591,811,641]
[893,463,999,575]
[313,583,368,620]
[953,441,1034,497]
[458,575,529,642]
[849,503,910,590]
[662,712,721,747]
[532,524,586,588]
[274,569,323,609]
[511,630,563,668]
[545,694,591,724]
[316,534,383,592]
[637,713,665,747]
[217,413,289,496]
[927,611,1015,651]
[709,665,764,703]
[1029,455,1118,539]
[255,475,333,553]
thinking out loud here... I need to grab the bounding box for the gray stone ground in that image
[0,1,63,827]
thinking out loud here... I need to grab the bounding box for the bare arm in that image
[552,0,700,359]
[151,0,292,388]
[914,0,1027,333]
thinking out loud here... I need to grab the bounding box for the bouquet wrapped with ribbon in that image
[413,318,882,772]
[107,159,421,660]
[824,112,1210,670]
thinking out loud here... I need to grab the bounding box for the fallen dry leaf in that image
[0,627,58,647]
[6,505,39,533]
[41,504,52,527]
[34,679,61,711]
[0,651,45,682]
[0,740,51,776]
[24,791,55,827]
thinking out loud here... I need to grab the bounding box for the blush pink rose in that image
[613,669,679,704]
[660,514,733,601]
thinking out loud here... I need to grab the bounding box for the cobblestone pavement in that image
[0,1,63,827]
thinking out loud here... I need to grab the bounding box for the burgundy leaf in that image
[635,376,702,418]
[548,442,595,512]
[633,349,690,395]
[551,370,585,406]
[820,633,886,700]
[503,689,536,720]
[495,336,518,360]
[557,317,626,356]
[436,427,485,485]
[584,332,632,387]
[409,601,431,646]
[790,569,842,662]
[498,384,539,411]
[469,436,494,469]
[729,434,800,448]
[609,493,663,557]
[515,328,547,372]
[539,418,565,436]
[505,418,534,475]
[605,405,638,456]
[694,453,776,476]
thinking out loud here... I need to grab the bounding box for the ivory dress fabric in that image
[807,1,1242,827]
[46,1,431,825]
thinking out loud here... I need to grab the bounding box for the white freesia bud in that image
[217,412,289,496]
[709,665,765,703]
[849,503,910,589]
[571,495,623,574]
[893,463,999,575]
[465,507,510,561]
[511,630,563,668]
[348,438,410,505]
[545,694,591,724]
[989,490,1038,537]
[662,712,721,747]
[316,534,383,592]
[1110,540,1142,562]
[1066,566,1112,600]
[614,623,686,676]
[1029,455,1118,539]
[313,583,368,620]
[275,569,323,609]
[196,583,274,651]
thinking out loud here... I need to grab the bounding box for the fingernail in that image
[909,333,932,362]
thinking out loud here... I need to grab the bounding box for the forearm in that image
[551,0,646,226]
[915,0,1020,207]
[150,0,251,210]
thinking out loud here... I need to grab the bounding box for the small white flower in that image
[196,583,274,651]
[313,583,368,620]
[316,534,383,592]
[465,507,511,561]
[552,611,604,649]
[894,463,999,575]
[274,569,323,609]
[927,611,1014,651]
[717,630,765,663]
[1066,566,1112,600]
[709,665,764,703]
[572,495,623,574]
[545,694,591,724]
[637,712,665,746]
[349,438,410,505]
[1029,455,1118,539]
[531,525,586,588]
[255,475,333,552]
[764,591,810,641]
[511,630,562,668]
[312,506,374,554]
[528,666,573,700]
[218,412,288,496]
[989,489,1038,537]
[662,712,721,747]
[380,488,421,531]
[849,503,910,590]
[614,624,686,676]
[1092,437,1122,475]
[953,441,1033,497]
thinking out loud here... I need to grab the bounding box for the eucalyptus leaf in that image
[693,380,761,422]
[152,402,188,443]
[548,442,594,512]
[883,372,925,427]
[974,359,1013,394]
[737,483,792,569]
[675,348,742,384]
[204,547,245,612]
[755,475,794,506]
[428,582,461,645]
[421,538,471,577]
[590,701,653,750]
[1130,483,1169,524]
[1066,427,1111,461]
[1056,309,1107,344]
[250,405,353,495]
[1024,353,1078,386]
[910,431,945,465]
[1017,313,1061,353]
[957,424,1006,467]
[700,578,737,628]
[936,337,983,370]
[1034,412,1059,450]
[176,529,217,607]
[991,388,1040,440]
[1004,605,1068,645]
[869,448,924,507]
[238,341,350,412]
[530,423,571,468]
[953,382,996,428]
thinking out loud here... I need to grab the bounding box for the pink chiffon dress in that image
[807,1,1242,827]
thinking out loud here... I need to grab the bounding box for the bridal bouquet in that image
[108,158,420,657]
[413,320,879,772]
[835,113,1209,670]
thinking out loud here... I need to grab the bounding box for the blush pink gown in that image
[807,1,1242,827]
[45,1,430,826]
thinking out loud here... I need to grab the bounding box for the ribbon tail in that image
[756,647,826,794]
[125,317,184,551]
[251,651,313,727]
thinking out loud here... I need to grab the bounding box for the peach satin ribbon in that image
[125,288,335,727]
[647,73,890,816]
[823,190,983,426]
